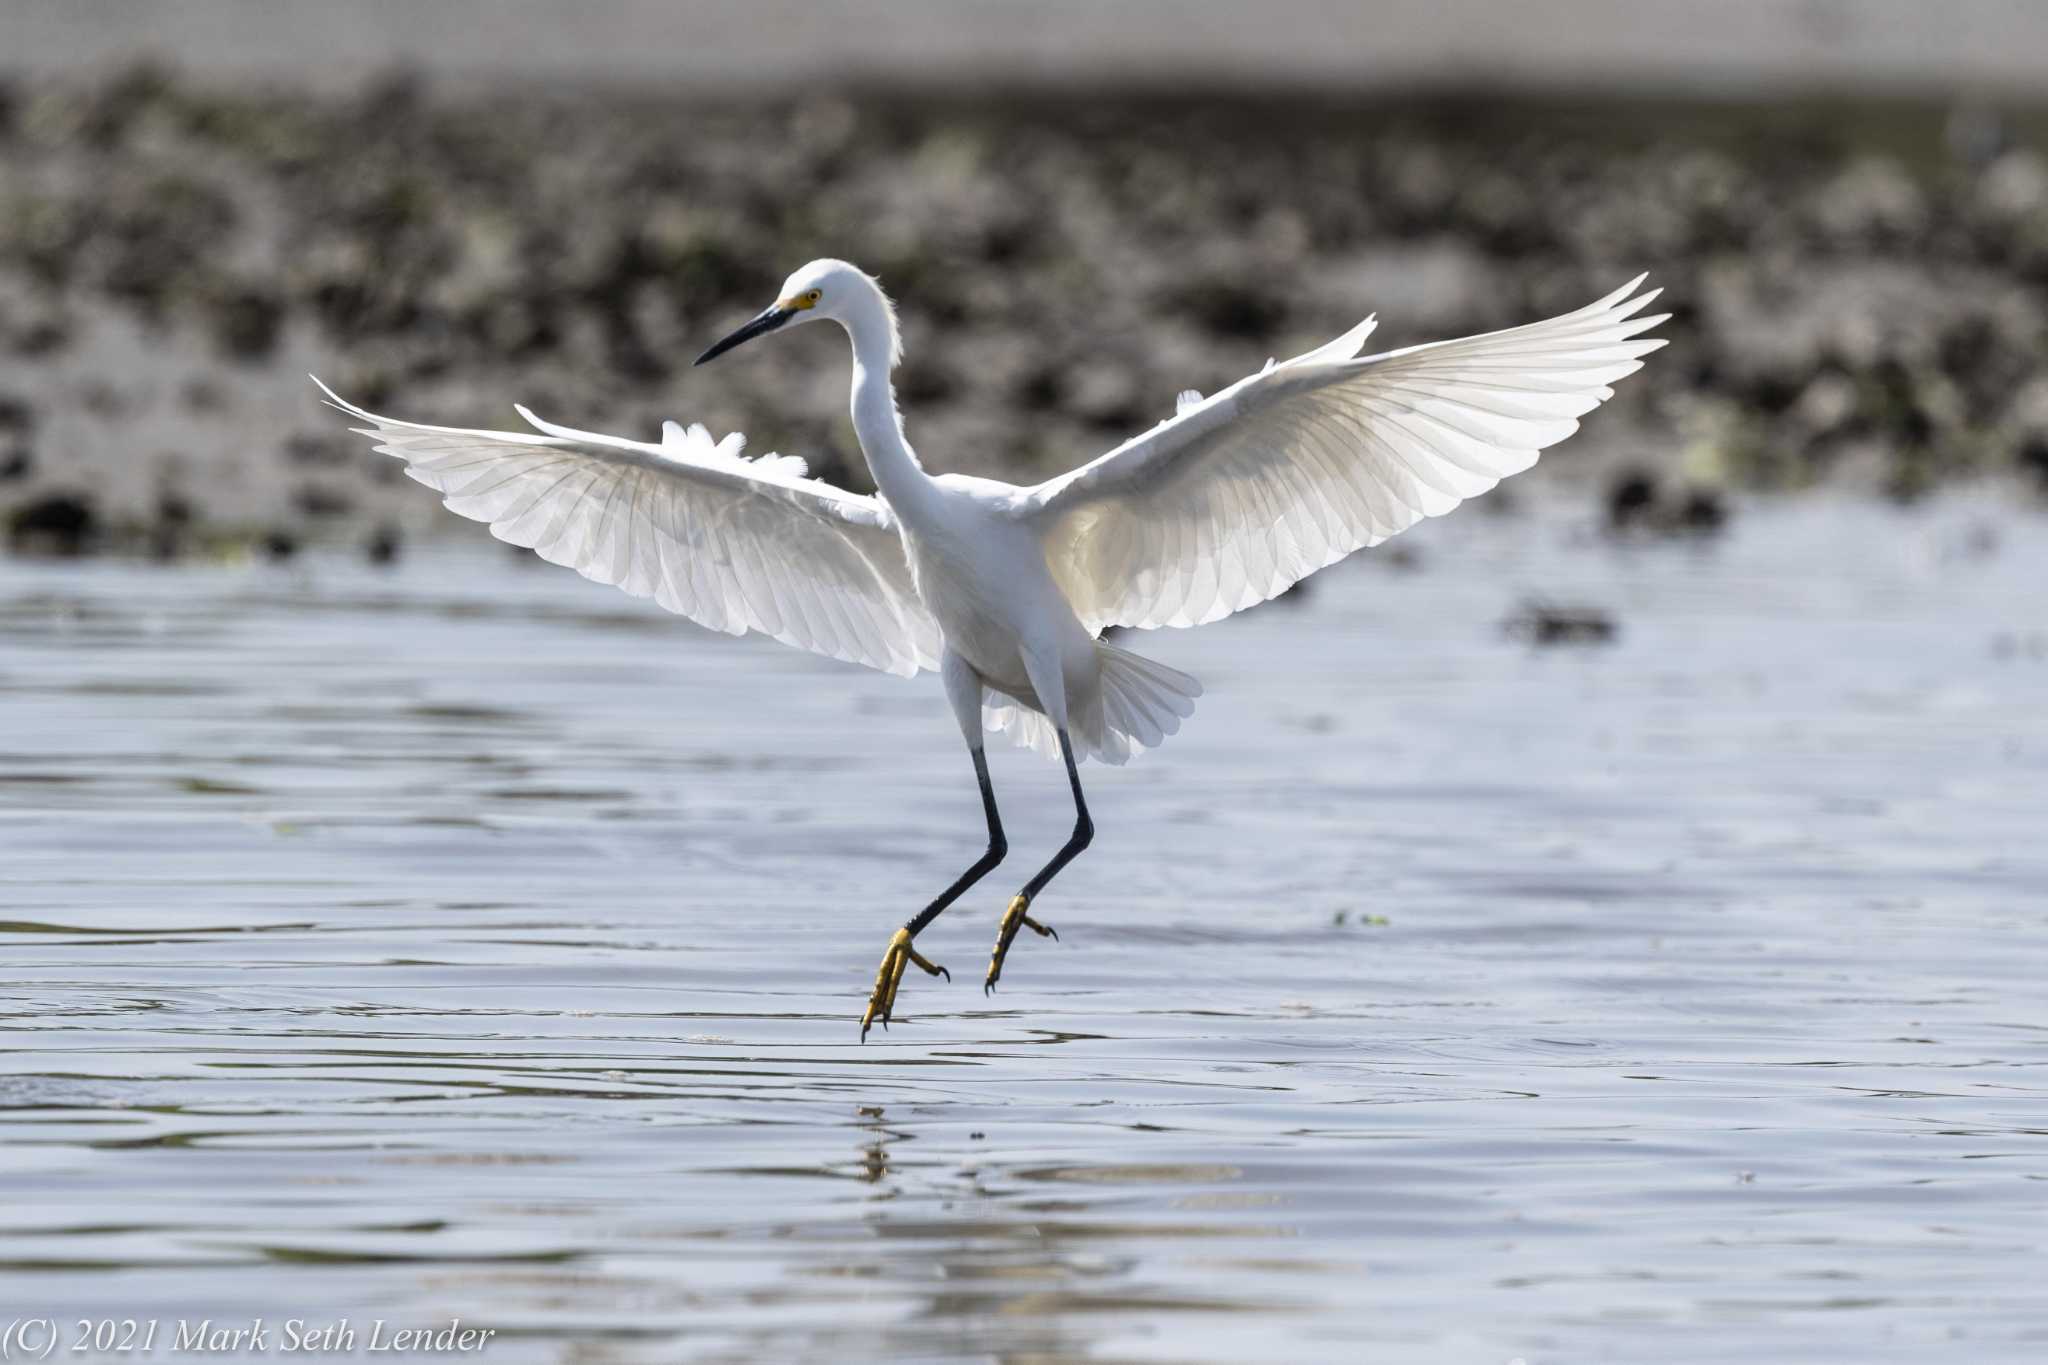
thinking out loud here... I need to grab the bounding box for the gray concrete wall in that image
[7,0,2048,97]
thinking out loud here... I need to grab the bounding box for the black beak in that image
[695,305,795,366]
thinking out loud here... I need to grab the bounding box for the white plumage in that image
[313,377,942,678]
[319,264,1662,762]
[319,257,1664,1031]
[1028,275,1665,633]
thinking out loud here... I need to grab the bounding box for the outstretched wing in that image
[1023,277,1668,633]
[316,379,942,676]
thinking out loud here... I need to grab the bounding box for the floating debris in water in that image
[1503,598,1618,646]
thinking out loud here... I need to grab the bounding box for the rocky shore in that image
[3,69,2045,560]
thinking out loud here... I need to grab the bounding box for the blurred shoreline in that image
[11,0,2048,100]
[3,65,2046,562]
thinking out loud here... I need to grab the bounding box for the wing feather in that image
[314,378,941,675]
[1024,277,1667,631]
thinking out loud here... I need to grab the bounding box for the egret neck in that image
[845,307,934,515]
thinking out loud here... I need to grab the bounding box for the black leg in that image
[862,745,1008,1040]
[1024,729,1093,899]
[904,746,1007,939]
[986,728,1092,992]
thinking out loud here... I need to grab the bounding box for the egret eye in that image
[804,289,822,306]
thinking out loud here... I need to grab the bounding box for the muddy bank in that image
[3,70,2045,558]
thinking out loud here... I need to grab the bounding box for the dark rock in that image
[260,529,299,561]
[156,490,194,525]
[365,523,403,565]
[284,433,352,466]
[1503,599,1618,646]
[1607,465,1730,537]
[1605,468,1660,531]
[78,380,127,417]
[148,489,194,561]
[79,61,175,149]
[0,397,34,478]
[1173,279,1288,340]
[207,285,286,361]
[2015,433,2048,489]
[1013,364,1065,410]
[292,483,354,518]
[12,313,72,356]
[1380,543,1424,571]
[7,491,99,556]
[1676,487,1730,533]
[182,378,229,412]
[895,358,954,405]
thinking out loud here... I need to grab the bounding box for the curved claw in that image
[984,894,1058,993]
[860,927,948,1041]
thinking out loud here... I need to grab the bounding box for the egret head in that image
[695,259,900,368]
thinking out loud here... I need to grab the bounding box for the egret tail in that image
[984,642,1202,766]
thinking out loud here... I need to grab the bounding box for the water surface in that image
[2,497,2044,1362]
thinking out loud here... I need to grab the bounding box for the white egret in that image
[316,259,1665,1037]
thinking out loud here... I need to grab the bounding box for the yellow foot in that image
[860,927,949,1041]
[984,894,1058,993]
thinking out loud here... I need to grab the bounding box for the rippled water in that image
[3,496,2044,1363]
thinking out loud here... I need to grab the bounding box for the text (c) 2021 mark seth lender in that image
[0,1319,498,1356]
